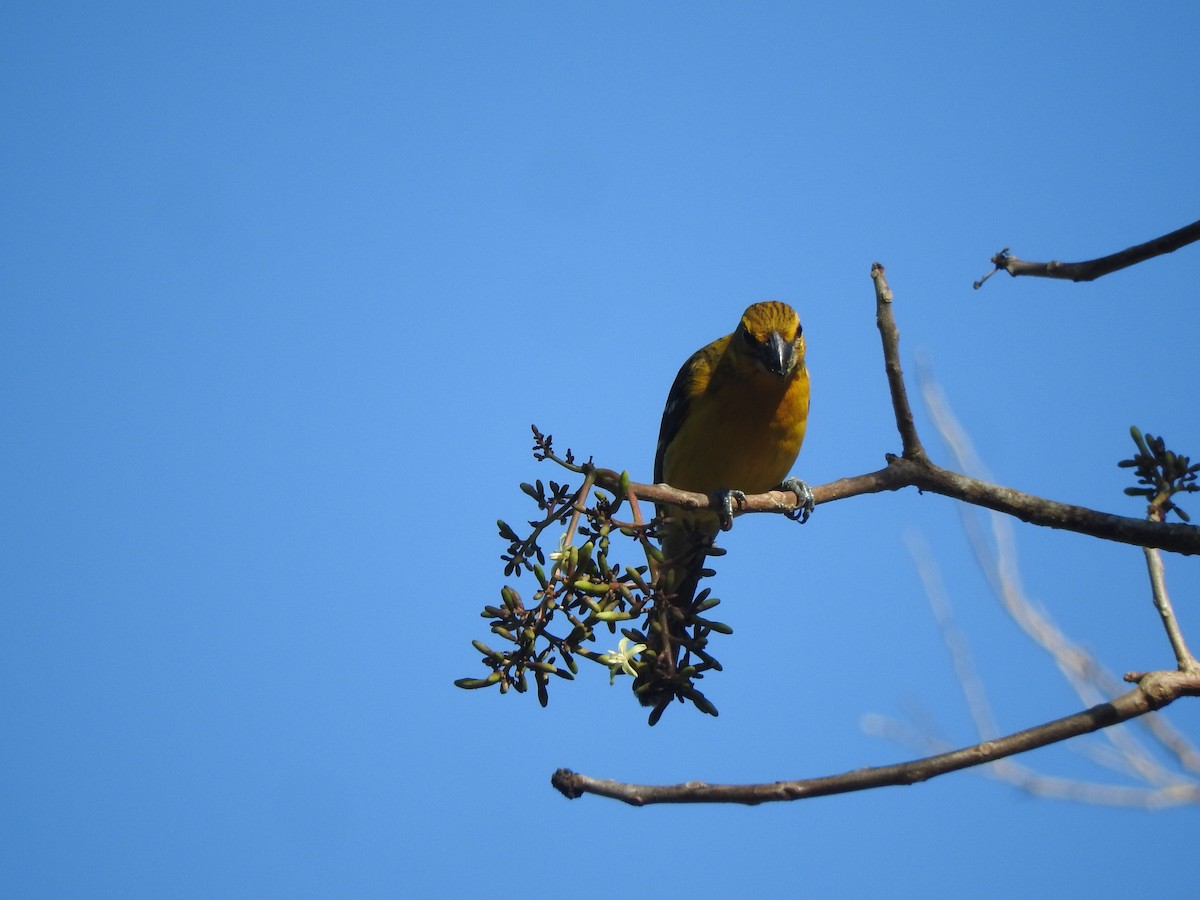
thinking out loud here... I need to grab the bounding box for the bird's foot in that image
[715,488,747,531]
[781,477,815,524]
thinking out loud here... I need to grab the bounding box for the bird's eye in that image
[739,327,756,346]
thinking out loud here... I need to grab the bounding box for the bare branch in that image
[551,671,1200,805]
[872,262,925,459]
[862,716,1200,809]
[589,463,1200,556]
[974,218,1200,287]
[1143,532,1199,673]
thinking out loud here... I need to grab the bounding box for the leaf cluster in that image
[455,427,733,722]
[1120,426,1200,522]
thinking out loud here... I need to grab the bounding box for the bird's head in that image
[734,301,805,380]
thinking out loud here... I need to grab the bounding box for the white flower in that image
[602,637,647,685]
[548,534,569,560]
[548,534,571,574]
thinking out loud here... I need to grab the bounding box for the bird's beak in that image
[764,331,794,378]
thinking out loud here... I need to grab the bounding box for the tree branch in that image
[974,218,1200,287]
[590,460,1200,556]
[872,263,925,459]
[551,670,1200,805]
[863,716,1200,809]
[1143,515,1199,673]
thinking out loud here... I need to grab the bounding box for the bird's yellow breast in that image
[660,363,809,495]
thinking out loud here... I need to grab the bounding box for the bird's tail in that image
[658,511,717,608]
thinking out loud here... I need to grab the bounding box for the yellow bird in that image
[636,300,811,711]
[653,299,812,610]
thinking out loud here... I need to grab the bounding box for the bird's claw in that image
[781,477,815,524]
[715,488,746,531]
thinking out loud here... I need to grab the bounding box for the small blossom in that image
[602,637,647,685]
[548,534,570,561]
[548,534,571,574]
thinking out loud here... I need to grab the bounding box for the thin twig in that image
[1143,513,1199,673]
[562,467,597,547]
[975,218,1200,287]
[872,262,925,460]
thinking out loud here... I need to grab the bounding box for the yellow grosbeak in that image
[653,299,812,605]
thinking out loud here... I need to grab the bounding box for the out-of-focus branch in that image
[904,530,999,740]
[551,670,1200,806]
[920,372,1137,710]
[974,218,1200,287]
[895,530,1200,806]
[926,365,1200,781]
[865,372,1200,806]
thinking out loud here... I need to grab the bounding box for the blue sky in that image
[3,2,1199,897]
